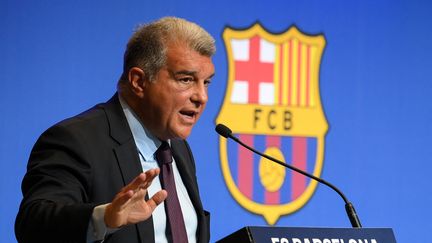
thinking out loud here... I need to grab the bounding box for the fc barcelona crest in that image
[216,23,328,225]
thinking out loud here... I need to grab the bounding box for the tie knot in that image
[156,141,173,165]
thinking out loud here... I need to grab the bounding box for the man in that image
[15,17,215,243]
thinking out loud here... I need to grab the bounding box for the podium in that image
[216,226,396,243]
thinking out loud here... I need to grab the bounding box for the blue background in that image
[2,1,431,242]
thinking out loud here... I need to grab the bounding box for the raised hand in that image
[104,168,167,228]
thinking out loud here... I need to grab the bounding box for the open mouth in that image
[179,110,196,119]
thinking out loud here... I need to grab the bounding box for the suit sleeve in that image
[15,124,97,243]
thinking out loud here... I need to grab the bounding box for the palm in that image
[105,169,167,228]
[124,189,155,224]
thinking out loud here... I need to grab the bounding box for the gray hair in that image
[120,16,216,82]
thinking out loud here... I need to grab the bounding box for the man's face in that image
[139,43,215,140]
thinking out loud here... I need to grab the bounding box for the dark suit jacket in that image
[15,94,210,243]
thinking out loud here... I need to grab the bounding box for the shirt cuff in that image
[87,203,119,242]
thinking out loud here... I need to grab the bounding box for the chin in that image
[173,128,193,140]
[177,132,192,140]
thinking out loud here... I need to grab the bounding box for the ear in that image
[128,67,146,97]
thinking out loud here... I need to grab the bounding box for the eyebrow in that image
[172,70,215,80]
[207,73,215,80]
[173,70,196,76]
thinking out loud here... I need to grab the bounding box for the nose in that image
[191,82,208,107]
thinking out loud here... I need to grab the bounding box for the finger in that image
[141,168,160,188]
[125,187,148,205]
[146,189,168,211]
[110,189,134,210]
[113,169,160,208]
[122,172,149,193]
[144,168,159,181]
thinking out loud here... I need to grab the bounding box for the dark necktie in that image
[156,141,188,243]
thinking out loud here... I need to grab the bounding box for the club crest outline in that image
[216,23,328,224]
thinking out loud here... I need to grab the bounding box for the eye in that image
[204,79,212,87]
[178,76,194,84]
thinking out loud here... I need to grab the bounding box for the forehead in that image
[165,42,215,75]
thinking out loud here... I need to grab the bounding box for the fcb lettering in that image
[253,108,292,130]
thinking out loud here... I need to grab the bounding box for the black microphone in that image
[215,123,362,228]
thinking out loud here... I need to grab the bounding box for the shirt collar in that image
[119,94,161,161]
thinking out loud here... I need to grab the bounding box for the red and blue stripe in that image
[227,134,317,204]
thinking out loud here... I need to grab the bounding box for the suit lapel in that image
[104,94,143,186]
[104,94,155,243]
